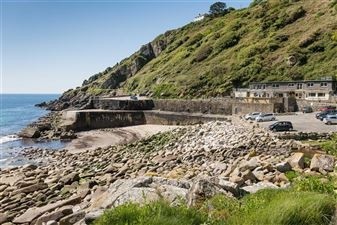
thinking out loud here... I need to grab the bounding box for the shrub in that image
[274,34,289,42]
[186,33,204,47]
[320,134,337,156]
[193,46,213,62]
[214,32,240,52]
[332,31,337,42]
[201,195,240,222]
[93,201,207,225]
[292,175,336,195]
[228,189,336,225]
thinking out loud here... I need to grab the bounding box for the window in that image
[318,93,325,97]
[272,84,279,88]
[307,83,314,87]
[308,93,316,97]
[262,84,266,89]
[321,82,328,87]
[288,83,295,87]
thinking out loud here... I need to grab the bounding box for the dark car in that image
[269,121,293,132]
[319,105,336,111]
[317,110,337,121]
[302,106,313,113]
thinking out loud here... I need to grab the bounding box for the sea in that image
[0,94,67,168]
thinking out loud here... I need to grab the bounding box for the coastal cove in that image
[0,94,65,167]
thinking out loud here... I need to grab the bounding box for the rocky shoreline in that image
[1,121,335,225]
[18,112,77,141]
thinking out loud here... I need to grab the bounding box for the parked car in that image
[317,110,337,121]
[319,105,336,111]
[256,113,276,122]
[244,112,261,120]
[269,121,293,132]
[302,106,313,113]
[323,114,337,125]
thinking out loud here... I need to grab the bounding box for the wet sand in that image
[66,124,179,153]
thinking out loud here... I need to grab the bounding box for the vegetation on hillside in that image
[55,0,337,108]
[94,186,336,225]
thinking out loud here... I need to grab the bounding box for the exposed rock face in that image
[288,152,305,169]
[18,127,41,138]
[310,154,335,172]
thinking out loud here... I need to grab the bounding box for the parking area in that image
[257,112,337,133]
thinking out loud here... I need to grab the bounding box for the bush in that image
[93,201,206,225]
[320,134,337,156]
[228,189,336,225]
[292,175,336,195]
[186,33,204,47]
[214,33,240,53]
[193,46,213,62]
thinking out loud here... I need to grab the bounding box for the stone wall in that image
[92,98,154,110]
[152,99,233,115]
[63,110,229,131]
[232,102,276,115]
[145,111,228,125]
[296,99,337,111]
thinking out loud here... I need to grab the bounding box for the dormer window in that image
[321,82,328,87]
[272,84,279,88]
[307,83,314,87]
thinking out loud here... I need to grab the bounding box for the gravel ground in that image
[255,112,337,133]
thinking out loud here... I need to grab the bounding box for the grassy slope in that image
[62,0,337,101]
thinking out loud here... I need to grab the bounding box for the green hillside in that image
[51,0,337,109]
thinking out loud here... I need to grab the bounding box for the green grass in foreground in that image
[94,188,336,225]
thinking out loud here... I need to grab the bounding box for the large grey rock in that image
[18,127,41,138]
[275,162,292,173]
[0,213,8,224]
[59,173,80,185]
[288,153,305,169]
[12,182,48,195]
[59,211,85,225]
[89,177,188,211]
[13,196,82,224]
[310,154,335,172]
[241,182,278,194]
[35,205,73,225]
[187,177,229,206]
[84,210,104,224]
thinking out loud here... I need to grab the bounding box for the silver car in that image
[245,112,261,120]
[323,114,337,125]
[256,113,276,122]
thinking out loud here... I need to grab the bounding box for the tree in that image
[209,2,227,15]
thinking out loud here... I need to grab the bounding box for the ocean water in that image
[0,94,66,167]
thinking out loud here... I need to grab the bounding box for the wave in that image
[0,135,21,144]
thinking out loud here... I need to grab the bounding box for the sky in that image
[1,0,251,94]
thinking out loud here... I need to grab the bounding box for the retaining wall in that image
[62,110,229,131]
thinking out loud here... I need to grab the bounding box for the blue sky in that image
[2,0,251,94]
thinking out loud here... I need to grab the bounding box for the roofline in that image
[250,80,336,85]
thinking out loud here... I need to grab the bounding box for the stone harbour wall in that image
[63,110,230,131]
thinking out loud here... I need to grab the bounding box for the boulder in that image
[18,127,41,138]
[275,162,292,173]
[241,181,278,194]
[59,173,80,185]
[310,154,335,172]
[288,153,305,169]
[35,205,73,225]
[0,213,8,224]
[187,177,228,206]
[59,211,85,225]
[12,183,48,195]
[13,196,82,224]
